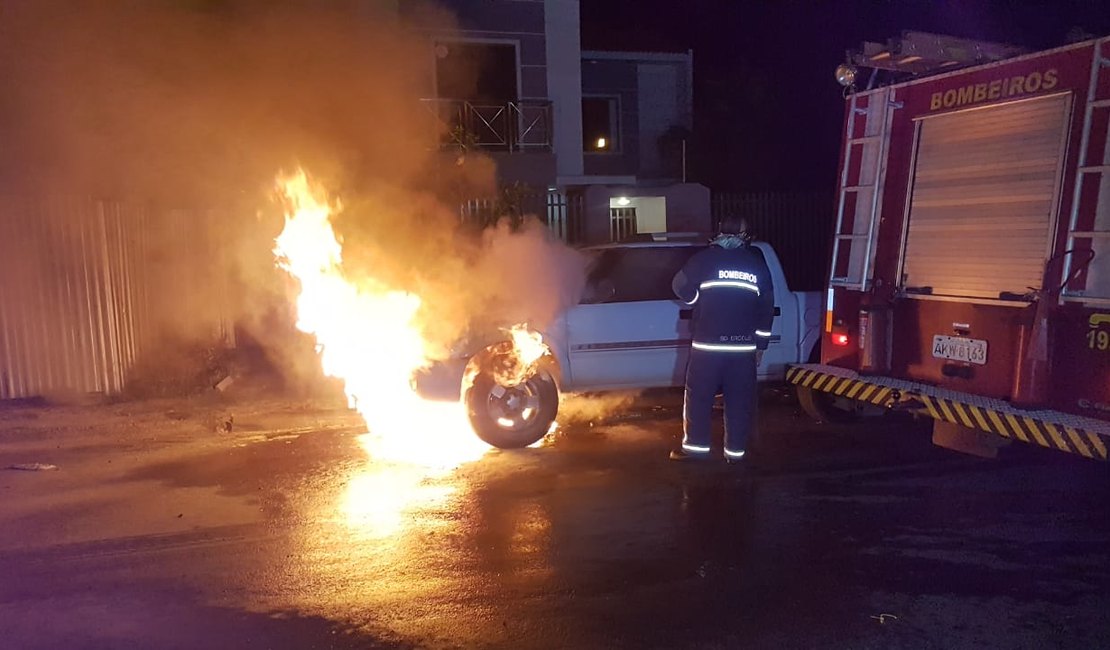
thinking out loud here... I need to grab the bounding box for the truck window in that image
[587,246,704,303]
[900,94,1071,299]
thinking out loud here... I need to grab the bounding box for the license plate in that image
[932,335,988,365]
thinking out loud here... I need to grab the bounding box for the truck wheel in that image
[464,364,559,449]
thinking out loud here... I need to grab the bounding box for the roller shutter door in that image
[902,94,1070,299]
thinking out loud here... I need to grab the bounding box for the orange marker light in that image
[825,288,835,333]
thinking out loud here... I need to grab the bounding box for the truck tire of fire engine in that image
[464,359,559,449]
[796,342,857,424]
[796,385,847,424]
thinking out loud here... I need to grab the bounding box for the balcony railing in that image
[421,98,553,153]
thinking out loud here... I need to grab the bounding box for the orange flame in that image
[509,324,547,368]
[496,324,549,386]
[272,169,489,471]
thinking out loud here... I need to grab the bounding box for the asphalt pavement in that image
[0,389,1107,649]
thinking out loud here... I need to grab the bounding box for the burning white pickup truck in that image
[420,234,823,448]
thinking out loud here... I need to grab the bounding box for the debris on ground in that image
[214,375,235,392]
[6,463,59,472]
[871,614,899,624]
[124,340,234,399]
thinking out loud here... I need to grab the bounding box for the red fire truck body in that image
[789,37,1110,461]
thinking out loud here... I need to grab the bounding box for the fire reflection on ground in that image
[268,168,564,637]
[340,433,463,540]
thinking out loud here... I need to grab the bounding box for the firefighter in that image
[670,215,775,463]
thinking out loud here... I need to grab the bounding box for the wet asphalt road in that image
[1,390,1109,649]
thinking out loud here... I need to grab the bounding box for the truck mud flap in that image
[787,364,1109,462]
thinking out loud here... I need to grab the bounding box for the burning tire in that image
[464,348,559,449]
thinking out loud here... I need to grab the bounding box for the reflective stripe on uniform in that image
[684,290,699,305]
[692,341,757,352]
[724,448,746,459]
[682,443,711,454]
[755,330,772,337]
[699,280,760,294]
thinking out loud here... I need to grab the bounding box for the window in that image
[586,246,703,303]
[582,96,618,152]
[435,41,518,103]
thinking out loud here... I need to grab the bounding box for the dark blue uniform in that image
[672,241,775,460]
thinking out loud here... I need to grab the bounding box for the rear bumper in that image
[787,363,1109,462]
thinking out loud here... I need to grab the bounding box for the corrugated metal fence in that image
[711,191,834,291]
[0,197,231,400]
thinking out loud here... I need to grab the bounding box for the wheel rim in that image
[484,376,544,431]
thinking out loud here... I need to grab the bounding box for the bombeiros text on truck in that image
[791,32,1110,461]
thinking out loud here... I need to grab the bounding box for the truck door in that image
[567,246,701,390]
[751,243,794,380]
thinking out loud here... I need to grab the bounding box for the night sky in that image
[580,0,1110,193]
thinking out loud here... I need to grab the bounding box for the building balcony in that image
[421,98,553,153]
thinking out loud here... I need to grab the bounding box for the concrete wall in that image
[581,51,693,181]
[545,0,583,179]
[657,183,711,233]
[488,151,558,187]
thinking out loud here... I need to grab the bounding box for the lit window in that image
[582,97,618,152]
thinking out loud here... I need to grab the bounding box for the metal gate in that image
[459,190,584,245]
[609,206,636,242]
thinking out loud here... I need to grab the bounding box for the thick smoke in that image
[558,392,639,426]
[0,0,587,390]
[332,191,588,359]
[0,0,462,202]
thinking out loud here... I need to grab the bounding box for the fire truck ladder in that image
[829,87,896,290]
[1064,36,1110,305]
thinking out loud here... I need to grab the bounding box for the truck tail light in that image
[833,333,850,346]
[825,288,835,333]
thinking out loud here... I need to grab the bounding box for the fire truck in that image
[788,33,1110,462]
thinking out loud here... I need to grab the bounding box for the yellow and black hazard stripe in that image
[785,366,1109,462]
[915,394,1107,461]
[785,366,897,408]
